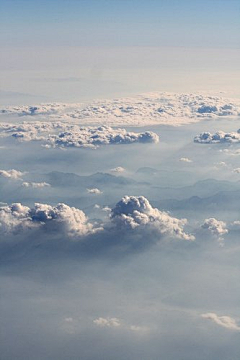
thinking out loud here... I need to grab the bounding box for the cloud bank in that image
[0,123,159,149]
[1,92,239,127]
[194,130,240,144]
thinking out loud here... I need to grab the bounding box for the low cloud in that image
[194,130,240,144]
[201,218,228,243]
[47,126,159,149]
[0,169,25,180]
[110,196,194,241]
[110,166,125,173]
[22,182,51,188]
[0,202,99,238]
[0,122,159,149]
[87,188,102,195]
[179,157,192,163]
[201,313,240,331]
[1,92,239,127]
[93,317,121,328]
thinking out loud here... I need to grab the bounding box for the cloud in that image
[0,202,100,238]
[233,168,240,173]
[194,130,240,144]
[201,218,228,240]
[0,169,25,180]
[1,92,239,127]
[93,317,121,328]
[47,126,159,149]
[87,188,102,195]
[93,317,149,333]
[179,157,192,163]
[201,313,240,331]
[110,196,194,241]
[110,166,125,173]
[22,182,50,188]
[0,123,159,149]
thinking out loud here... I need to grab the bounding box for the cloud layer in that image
[1,92,239,127]
[0,123,159,149]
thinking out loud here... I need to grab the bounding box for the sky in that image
[0,0,239,103]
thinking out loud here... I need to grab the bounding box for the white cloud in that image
[110,196,194,241]
[0,202,100,237]
[0,123,159,149]
[194,130,240,144]
[201,218,228,240]
[93,317,121,328]
[233,168,240,173]
[47,126,159,149]
[87,188,103,195]
[201,313,240,331]
[179,157,192,163]
[0,169,25,180]
[110,166,125,173]
[22,182,50,188]
[1,92,239,127]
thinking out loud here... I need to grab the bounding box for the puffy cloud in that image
[194,130,240,144]
[110,166,125,173]
[0,123,159,149]
[201,218,228,239]
[0,169,25,180]
[201,313,240,331]
[0,202,99,238]
[22,182,50,188]
[87,188,102,195]
[1,92,239,127]
[93,317,121,328]
[179,157,192,163]
[47,126,159,149]
[110,196,194,241]
[0,196,194,249]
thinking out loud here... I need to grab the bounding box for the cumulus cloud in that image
[0,202,99,238]
[87,188,102,195]
[1,92,239,127]
[0,123,159,149]
[201,218,228,241]
[47,126,159,149]
[0,169,25,180]
[194,130,240,144]
[22,182,51,188]
[93,317,121,328]
[110,166,125,173]
[179,157,192,163]
[93,317,149,333]
[201,313,240,331]
[110,196,194,241]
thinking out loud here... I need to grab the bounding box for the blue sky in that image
[1,0,239,48]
